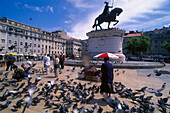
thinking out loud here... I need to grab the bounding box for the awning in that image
[29,54,37,57]
[10,53,17,56]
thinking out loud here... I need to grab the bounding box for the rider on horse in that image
[102,1,113,20]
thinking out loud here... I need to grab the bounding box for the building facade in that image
[144,26,170,57]
[0,17,66,56]
[66,38,82,58]
[80,39,88,56]
[123,26,170,61]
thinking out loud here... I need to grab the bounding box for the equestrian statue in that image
[92,1,123,30]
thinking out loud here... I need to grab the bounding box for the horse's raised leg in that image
[113,20,119,26]
[108,21,111,29]
[99,25,102,30]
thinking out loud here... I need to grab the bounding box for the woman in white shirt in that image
[54,54,60,77]
[45,55,51,75]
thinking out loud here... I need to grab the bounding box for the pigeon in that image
[43,110,48,113]
[72,103,78,113]
[154,70,161,76]
[0,71,3,75]
[66,75,70,79]
[92,103,98,113]
[135,86,147,93]
[0,78,5,82]
[16,82,25,90]
[98,106,103,113]
[13,99,23,110]
[0,86,5,92]
[4,71,9,79]
[0,99,12,109]
[147,74,151,77]
[22,95,33,113]
[149,103,155,112]
[161,82,166,89]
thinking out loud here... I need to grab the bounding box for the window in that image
[38,39,40,41]
[34,38,36,41]
[9,40,12,44]
[30,37,32,40]
[20,48,22,52]
[1,39,5,43]
[155,45,157,48]
[155,40,157,43]
[20,42,23,45]
[34,44,36,47]
[30,43,32,47]
[38,44,40,47]
[38,50,40,53]
[2,26,5,30]
[34,50,36,53]
[25,36,28,39]
[25,48,27,52]
[14,41,17,45]
[15,22,17,26]
[25,42,28,46]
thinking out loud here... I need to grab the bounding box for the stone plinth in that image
[86,28,126,62]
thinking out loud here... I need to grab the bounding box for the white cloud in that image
[68,0,170,39]
[23,4,53,13]
[63,6,67,10]
[24,4,43,12]
[14,2,22,9]
[119,15,170,31]
[67,0,95,8]
[46,5,54,13]
[64,20,72,24]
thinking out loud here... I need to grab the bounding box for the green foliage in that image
[124,35,151,56]
[163,41,170,52]
[140,35,151,52]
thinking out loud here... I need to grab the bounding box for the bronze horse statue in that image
[92,8,123,30]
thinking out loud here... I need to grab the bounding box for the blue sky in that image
[0,0,170,39]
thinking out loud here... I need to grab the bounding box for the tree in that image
[140,35,151,53]
[123,35,151,57]
[123,37,141,56]
[163,41,170,52]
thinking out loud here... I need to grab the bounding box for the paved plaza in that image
[0,60,169,113]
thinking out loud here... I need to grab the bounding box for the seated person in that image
[21,63,32,77]
[12,65,25,81]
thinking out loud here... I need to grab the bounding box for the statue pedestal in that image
[86,28,126,62]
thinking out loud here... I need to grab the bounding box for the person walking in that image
[45,54,51,75]
[43,53,47,68]
[100,57,114,98]
[6,53,16,71]
[54,54,60,77]
[59,52,65,69]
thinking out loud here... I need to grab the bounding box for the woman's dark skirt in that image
[100,82,114,93]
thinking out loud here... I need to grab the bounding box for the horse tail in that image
[92,18,97,28]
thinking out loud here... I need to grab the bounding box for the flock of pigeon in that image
[0,65,169,113]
